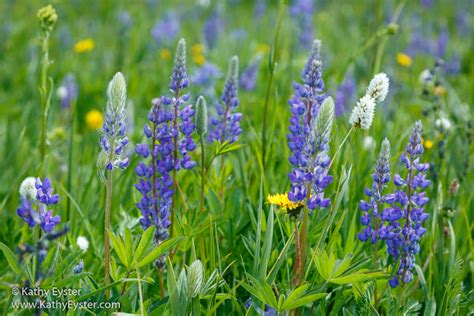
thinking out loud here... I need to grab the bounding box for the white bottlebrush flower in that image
[363,135,376,150]
[435,117,452,131]
[349,95,376,130]
[366,73,390,103]
[19,177,37,200]
[76,236,89,252]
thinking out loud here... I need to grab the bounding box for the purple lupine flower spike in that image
[97,72,129,181]
[287,40,333,210]
[57,73,78,109]
[17,177,61,233]
[335,73,356,117]
[208,56,242,143]
[135,40,196,267]
[358,138,392,243]
[135,98,173,252]
[240,56,262,91]
[151,10,180,46]
[385,121,430,287]
[290,0,315,49]
[192,62,222,98]
[204,10,222,49]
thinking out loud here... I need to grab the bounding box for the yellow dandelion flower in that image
[396,53,412,67]
[267,193,303,210]
[256,43,271,55]
[434,86,447,97]
[193,54,206,66]
[191,44,205,55]
[74,38,95,53]
[86,109,103,130]
[424,139,433,150]
[160,48,172,61]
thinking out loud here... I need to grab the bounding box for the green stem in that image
[135,261,145,316]
[297,206,309,287]
[329,126,354,169]
[200,137,206,213]
[373,0,408,74]
[104,151,114,299]
[192,297,200,316]
[373,241,379,309]
[39,31,51,174]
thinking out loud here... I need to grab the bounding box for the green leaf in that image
[215,141,244,156]
[109,231,129,269]
[166,258,180,315]
[243,274,278,308]
[331,253,353,279]
[74,279,124,301]
[281,292,327,311]
[0,242,21,275]
[259,206,274,279]
[330,271,386,285]
[134,226,154,263]
[137,237,183,268]
[313,249,327,280]
[266,233,294,284]
[344,213,358,254]
[124,226,134,260]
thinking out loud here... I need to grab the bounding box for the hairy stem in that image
[39,31,51,174]
[104,147,114,299]
[200,137,206,212]
[171,90,180,237]
[297,206,309,287]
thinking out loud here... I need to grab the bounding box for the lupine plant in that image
[386,121,431,288]
[16,177,68,283]
[152,38,197,237]
[97,72,129,295]
[208,55,241,144]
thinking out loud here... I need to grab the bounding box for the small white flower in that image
[366,73,390,103]
[19,177,37,200]
[57,86,67,99]
[349,95,376,130]
[76,236,89,252]
[419,69,433,85]
[363,136,376,150]
[435,117,452,131]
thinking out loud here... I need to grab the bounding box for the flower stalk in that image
[37,5,57,173]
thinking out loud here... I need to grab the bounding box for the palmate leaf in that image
[137,237,183,268]
[241,273,278,308]
[329,272,386,285]
[109,231,130,269]
[279,284,327,311]
[133,226,155,263]
[214,140,244,156]
[313,249,387,285]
